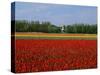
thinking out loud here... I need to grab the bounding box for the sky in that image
[12,2,97,25]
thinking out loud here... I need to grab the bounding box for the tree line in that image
[13,20,97,34]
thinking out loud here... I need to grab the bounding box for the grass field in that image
[14,32,97,40]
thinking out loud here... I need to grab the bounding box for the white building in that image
[61,25,65,33]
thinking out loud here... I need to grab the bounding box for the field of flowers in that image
[15,39,97,73]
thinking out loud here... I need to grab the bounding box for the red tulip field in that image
[15,33,97,73]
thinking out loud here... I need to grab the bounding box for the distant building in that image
[61,25,65,33]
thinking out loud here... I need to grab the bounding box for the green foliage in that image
[14,20,97,34]
[15,20,29,32]
[64,24,97,34]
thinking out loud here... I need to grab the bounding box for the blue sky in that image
[14,2,97,25]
